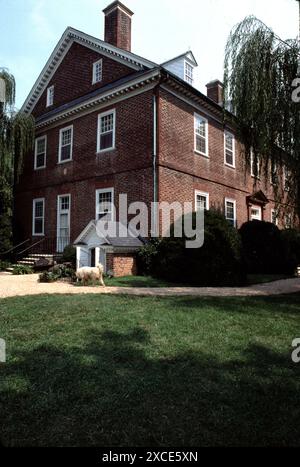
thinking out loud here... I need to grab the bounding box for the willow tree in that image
[0,69,35,253]
[224,12,300,216]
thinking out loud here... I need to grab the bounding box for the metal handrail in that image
[17,238,45,258]
[0,238,30,257]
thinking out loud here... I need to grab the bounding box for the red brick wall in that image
[106,252,137,277]
[32,43,134,118]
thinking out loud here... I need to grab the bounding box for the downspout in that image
[152,84,159,237]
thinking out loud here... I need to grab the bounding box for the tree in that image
[0,69,35,253]
[224,5,300,216]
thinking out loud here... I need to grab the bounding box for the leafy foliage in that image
[61,245,77,268]
[12,264,34,275]
[139,210,245,286]
[224,16,300,212]
[0,68,34,253]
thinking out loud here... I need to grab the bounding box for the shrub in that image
[62,245,76,268]
[280,229,300,271]
[12,264,34,275]
[39,271,58,283]
[137,238,162,275]
[142,210,244,286]
[239,220,295,274]
[0,260,11,271]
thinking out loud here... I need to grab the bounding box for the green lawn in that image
[0,293,300,447]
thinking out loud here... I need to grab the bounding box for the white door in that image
[250,206,262,221]
[57,195,71,252]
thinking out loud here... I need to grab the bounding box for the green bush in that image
[280,229,300,270]
[141,210,244,286]
[12,264,34,275]
[239,221,296,274]
[62,245,76,268]
[39,271,58,283]
[137,238,162,275]
[0,260,11,271]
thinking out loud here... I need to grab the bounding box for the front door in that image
[57,195,71,252]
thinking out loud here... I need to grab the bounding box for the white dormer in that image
[162,51,198,86]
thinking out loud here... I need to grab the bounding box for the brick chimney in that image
[206,80,224,106]
[103,1,134,52]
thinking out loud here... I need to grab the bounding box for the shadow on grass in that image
[1,326,300,447]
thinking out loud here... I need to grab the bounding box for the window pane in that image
[196,135,206,154]
[34,218,43,234]
[35,202,44,218]
[100,132,113,150]
[37,139,46,154]
[101,114,114,133]
[62,129,72,146]
[196,195,207,210]
[61,145,71,161]
[226,149,233,166]
[36,153,45,168]
[60,196,70,211]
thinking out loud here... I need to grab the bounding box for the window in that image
[58,126,73,163]
[271,209,278,226]
[251,207,262,221]
[57,195,71,252]
[285,213,292,229]
[284,167,291,192]
[270,162,278,185]
[184,61,194,85]
[224,131,235,167]
[97,110,116,152]
[194,114,208,156]
[93,59,103,84]
[225,199,237,227]
[250,151,261,178]
[195,191,209,211]
[96,188,114,221]
[32,198,45,236]
[46,85,54,107]
[34,136,47,170]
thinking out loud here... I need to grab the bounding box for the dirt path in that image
[0,273,299,298]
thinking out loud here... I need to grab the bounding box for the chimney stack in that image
[206,80,224,106]
[103,1,134,52]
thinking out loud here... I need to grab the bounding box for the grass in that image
[104,275,181,288]
[1,293,300,447]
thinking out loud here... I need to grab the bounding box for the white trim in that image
[250,206,262,221]
[194,113,209,157]
[95,188,115,221]
[58,125,73,163]
[34,135,47,170]
[92,59,103,84]
[46,85,54,107]
[195,190,210,211]
[271,209,279,226]
[224,131,235,168]
[57,194,71,252]
[32,198,45,236]
[250,150,261,179]
[184,60,194,85]
[225,198,237,227]
[97,109,116,153]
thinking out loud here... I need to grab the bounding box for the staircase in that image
[17,254,56,268]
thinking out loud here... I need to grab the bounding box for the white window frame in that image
[184,60,194,85]
[271,209,279,226]
[195,190,210,211]
[250,206,262,221]
[250,151,261,178]
[46,85,54,107]
[58,125,73,164]
[97,109,116,153]
[225,198,237,227]
[95,188,115,221]
[34,135,47,170]
[285,213,292,229]
[32,198,45,237]
[224,131,235,168]
[194,113,209,157]
[93,59,103,84]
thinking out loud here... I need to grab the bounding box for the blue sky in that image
[1,0,299,109]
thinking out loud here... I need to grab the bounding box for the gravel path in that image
[0,273,299,298]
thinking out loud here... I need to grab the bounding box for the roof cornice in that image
[21,27,157,115]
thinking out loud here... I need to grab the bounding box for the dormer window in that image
[46,85,54,107]
[93,59,103,84]
[184,61,194,85]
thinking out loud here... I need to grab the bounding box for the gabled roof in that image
[74,220,145,248]
[21,27,158,115]
[247,190,269,205]
[161,50,198,68]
